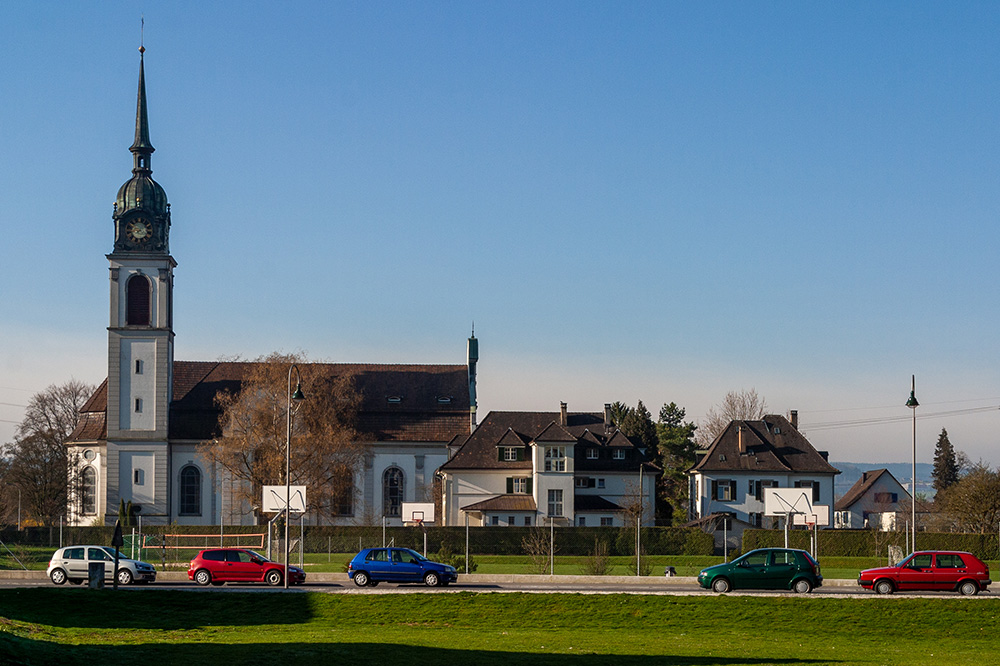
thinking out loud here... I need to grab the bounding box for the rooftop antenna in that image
[140,16,145,53]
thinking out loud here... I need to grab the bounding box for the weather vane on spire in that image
[139,16,145,54]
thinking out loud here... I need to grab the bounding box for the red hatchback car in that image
[188,548,306,586]
[858,550,991,596]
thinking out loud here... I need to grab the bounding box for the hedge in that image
[1,525,714,557]
[744,528,1000,560]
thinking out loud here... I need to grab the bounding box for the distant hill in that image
[832,461,935,500]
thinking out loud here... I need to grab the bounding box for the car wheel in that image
[793,579,812,594]
[959,581,979,596]
[117,569,134,586]
[353,571,369,587]
[194,569,212,586]
[711,577,731,594]
[875,579,894,595]
[424,571,440,587]
[265,569,283,586]
[50,568,67,585]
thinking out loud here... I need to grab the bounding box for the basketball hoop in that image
[413,518,423,527]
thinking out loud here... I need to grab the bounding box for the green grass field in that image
[0,588,996,665]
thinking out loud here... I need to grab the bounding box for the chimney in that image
[604,403,613,432]
[559,402,568,426]
[738,424,745,454]
[789,410,798,430]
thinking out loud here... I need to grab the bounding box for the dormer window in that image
[612,449,626,460]
[586,448,598,460]
[503,447,517,461]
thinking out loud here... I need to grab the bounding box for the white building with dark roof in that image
[438,404,659,527]
[65,50,475,527]
[688,414,840,528]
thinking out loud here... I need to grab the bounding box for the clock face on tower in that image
[125,218,151,243]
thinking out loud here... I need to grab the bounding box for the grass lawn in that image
[1,588,997,665]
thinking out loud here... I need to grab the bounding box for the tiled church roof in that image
[68,360,471,444]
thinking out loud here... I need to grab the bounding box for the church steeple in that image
[130,46,154,173]
[113,45,170,254]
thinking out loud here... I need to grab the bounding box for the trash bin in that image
[88,562,105,589]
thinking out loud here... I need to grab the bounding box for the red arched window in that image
[126,275,151,326]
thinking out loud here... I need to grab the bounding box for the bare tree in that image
[696,389,768,446]
[936,462,1000,534]
[2,379,96,525]
[208,353,364,523]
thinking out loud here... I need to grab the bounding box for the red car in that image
[188,548,306,586]
[858,550,991,596]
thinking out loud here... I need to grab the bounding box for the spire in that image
[130,45,154,173]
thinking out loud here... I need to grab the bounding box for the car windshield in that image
[402,549,427,562]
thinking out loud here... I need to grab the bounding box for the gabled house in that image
[834,468,910,530]
[438,403,659,527]
[688,413,840,528]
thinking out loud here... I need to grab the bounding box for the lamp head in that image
[906,390,918,408]
[291,382,305,402]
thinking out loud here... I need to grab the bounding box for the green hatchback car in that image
[698,548,822,594]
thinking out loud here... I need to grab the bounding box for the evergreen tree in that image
[932,428,960,493]
[656,403,698,525]
[620,401,658,457]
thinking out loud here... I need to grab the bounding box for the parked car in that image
[47,545,157,586]
[698,547,822,593]
[187,548,306,586]
[858,550,991,596]
[347,547,458,587]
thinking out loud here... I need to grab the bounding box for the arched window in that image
[179,465,201,516]
[81,466,97,515]
[126,275,151,326]
[383,467,404,518]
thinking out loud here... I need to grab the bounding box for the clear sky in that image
[2,2,998,466]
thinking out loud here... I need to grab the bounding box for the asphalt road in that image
[0,576,993,598]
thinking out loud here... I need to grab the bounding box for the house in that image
[63,48,475,527]
[834,468,909,530]
[688,413,840,528]
[438,404,659,527]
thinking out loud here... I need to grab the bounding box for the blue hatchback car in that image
[348,547,458,587]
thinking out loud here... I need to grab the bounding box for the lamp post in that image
[285,364,305,589]
[906,375,919,553]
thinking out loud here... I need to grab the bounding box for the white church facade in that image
[66,49,476,527]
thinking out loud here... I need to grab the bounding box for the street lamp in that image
[285,364,305,589]
[906,375,919,553]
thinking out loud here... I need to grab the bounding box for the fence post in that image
[550,518,554,576]
[465,513,470,575]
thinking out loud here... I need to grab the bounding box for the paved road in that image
[0,575,993,598]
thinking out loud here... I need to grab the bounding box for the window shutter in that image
[711,480,718,500]
[812,483,820,502]
[498,447,504,462]
[589,478,596,488]
[506,478,513,494]
[729,480,737,501]
[755,482,762,502]
[526,478,533,494]
[517,447,524,462]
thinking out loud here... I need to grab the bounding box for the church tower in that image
[105,46,175,522]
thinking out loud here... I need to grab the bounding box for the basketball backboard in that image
[763,487,814,518]
[401,502,435,524]
[262,485,307,513]
[792,505,830,526]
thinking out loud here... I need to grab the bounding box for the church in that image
[66,49,477,527]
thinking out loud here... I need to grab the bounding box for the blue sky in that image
[1,2,998,465]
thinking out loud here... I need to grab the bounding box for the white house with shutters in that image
[438,404,659,527]
[687,413,840,528]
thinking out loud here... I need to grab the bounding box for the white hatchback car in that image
[47,545,157,586]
